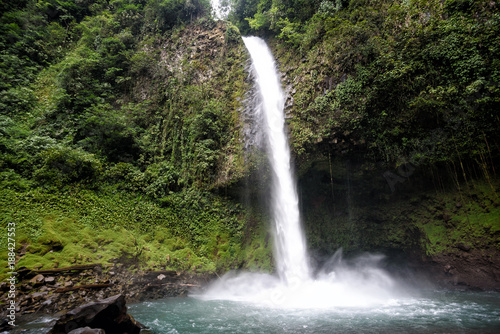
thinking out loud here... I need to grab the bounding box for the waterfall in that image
[196,37,406,308]
[242,37,310,283]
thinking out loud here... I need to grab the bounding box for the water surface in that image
[128,290,500,334]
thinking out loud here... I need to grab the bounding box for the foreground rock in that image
[48,294,144,334]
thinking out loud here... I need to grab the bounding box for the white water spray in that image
[196,37,408,308]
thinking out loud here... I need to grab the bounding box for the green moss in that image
[0,183,275,280]
[413,180,500,256]
[420,222,450,255]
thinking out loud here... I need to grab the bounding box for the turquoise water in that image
[127,291,500,334]
[12,290,500,333]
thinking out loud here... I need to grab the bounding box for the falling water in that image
[242,36,310,283]
[211,0,229,20]
[197,37,408,308]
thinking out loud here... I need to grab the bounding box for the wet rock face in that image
[48,294,144,334]
[295,154,500,291]
[427,249,500,290]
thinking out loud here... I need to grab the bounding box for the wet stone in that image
[45,276,56,284]
[457,243,472,252]
[31,291,48,300]
[30,274,45,285]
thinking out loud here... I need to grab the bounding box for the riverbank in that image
[0,263,213,326]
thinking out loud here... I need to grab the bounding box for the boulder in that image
[48,294,145,334]
[457,243,472,252]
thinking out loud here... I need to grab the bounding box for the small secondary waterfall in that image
[242,36,310,283]
[197,37,406,308]
[211,0,229,20]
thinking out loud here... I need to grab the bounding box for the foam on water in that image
[196,250,407,308]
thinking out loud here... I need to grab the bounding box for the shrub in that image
[75,105,141,163]
[34,146,103,188]
[144,161,180,198]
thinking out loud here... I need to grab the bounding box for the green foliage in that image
[318,0,344,16]
[276,17,302,46]
[0,116,31,173]
[2,0,497,279]
[50,39,130,114]
[183,100,230,185]
[0,183,271,278]
[36,0,92,24]
[0,1,262,277]
[33,146,103,188]
[227,0,260,34]
[144,161,180,197]
[247,11,270,30]
[230,0,321,41]
[415,181,500,256]
[143,0,210,33]
[225,21,241,42]
[444,0,475,16]
[267,0,499,169]
[74,105,141,163]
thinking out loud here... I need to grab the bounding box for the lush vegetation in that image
[226,0,499,260]
[0,0,276,279]
[0,185,273,274]
[228,0,499,171]
[1,0,499,282]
